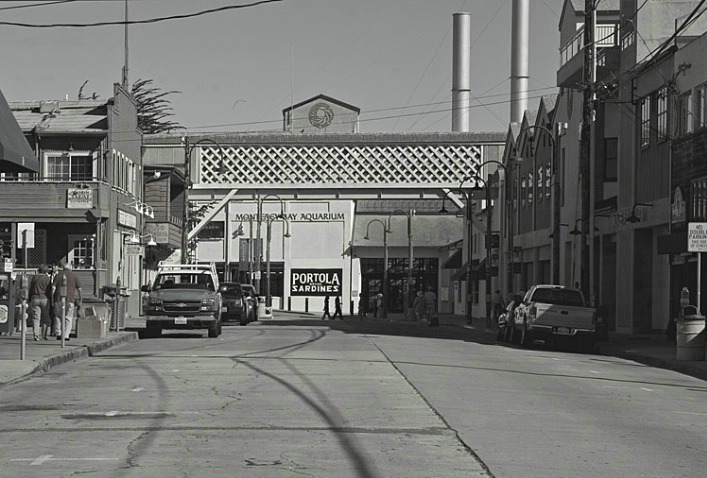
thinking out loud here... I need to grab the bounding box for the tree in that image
[186,201,215,263]
[130,78,183,134]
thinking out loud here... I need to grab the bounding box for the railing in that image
[560,24,618,67]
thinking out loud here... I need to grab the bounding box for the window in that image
[697,83,707,130]
[657,87,668,142]
[679,91,694,136]
[561,148,566,206]
[67,234,94,269]
[46,153,93,180]
[513,177,518,210]
[545,162,552,199]
[604,137,618,181]
[640,96,651,147]
[521,175,526,208]
[537,166,543,202]
[527,172,533,205]
[693,178,707,221]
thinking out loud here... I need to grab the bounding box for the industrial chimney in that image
[452,12,471,132]
[510,0,529,123]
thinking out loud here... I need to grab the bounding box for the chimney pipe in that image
[510,0,529,123]
[452,12,471,132]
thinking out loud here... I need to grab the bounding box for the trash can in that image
[676,306,705,361]
[256,297,268,321]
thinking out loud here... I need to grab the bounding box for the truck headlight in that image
[146,297,163,311]
[200,297,217,311]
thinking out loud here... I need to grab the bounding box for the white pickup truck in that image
[510,285,600,350]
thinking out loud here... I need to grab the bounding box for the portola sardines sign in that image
[290,269,342,296]
[688,222,707,252]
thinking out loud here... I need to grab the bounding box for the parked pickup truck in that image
[510,285,601,350]
[141,263,223,338]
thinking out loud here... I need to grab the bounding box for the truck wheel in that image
[208,322,219,338]
[521,323,532,347]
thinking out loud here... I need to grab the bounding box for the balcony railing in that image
[560,24,618,67]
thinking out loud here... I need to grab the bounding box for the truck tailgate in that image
[534,303,595,330]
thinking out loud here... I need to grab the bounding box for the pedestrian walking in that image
[413,290,425,324]
[423,287,437,323]
[374,293,383,318]
[29,264,52,341]
[52,262,82,341]
[333,296,343,320]
[321,295,332,320]
[492,289,505,323]
[358,292,367,318]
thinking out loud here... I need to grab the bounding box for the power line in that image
[0,1,74,12]
[0,0,284,27]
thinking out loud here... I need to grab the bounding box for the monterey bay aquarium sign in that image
[233,212,345,222]
[290,269,343,296]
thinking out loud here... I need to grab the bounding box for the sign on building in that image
[290,268,343,296]
[688,222,707,252]
[67,188,93,209]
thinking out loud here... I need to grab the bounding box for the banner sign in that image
[688,222,707,252]
[67,188,93,209]
[290,268,342,296]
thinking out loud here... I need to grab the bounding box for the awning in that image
[657,230,687,255]
[473,257,487,280]
[450,262,468,282]
[442,249,462,269]
[0,88,38,173]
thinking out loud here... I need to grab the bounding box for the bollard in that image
[288,296,291,312]
[305,297,309,313]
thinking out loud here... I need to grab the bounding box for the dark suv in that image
[219,282,252,325]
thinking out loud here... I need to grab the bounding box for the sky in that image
[0,0,565,134]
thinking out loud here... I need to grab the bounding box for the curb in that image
[1,332,139,389]
[599,347,707,382]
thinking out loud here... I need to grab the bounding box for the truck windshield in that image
[531,288,584,307]
[153,273,215,291]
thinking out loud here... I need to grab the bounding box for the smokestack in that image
[510,0,529,123]
[452,12,471,132]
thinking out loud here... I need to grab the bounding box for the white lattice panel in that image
[199,144,484,188]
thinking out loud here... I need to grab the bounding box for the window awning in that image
[0,88,38,173]
[442,249,462,269]
[657,230,687,255]
[450,262,468,282]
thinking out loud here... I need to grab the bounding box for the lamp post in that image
[364,219,390,318]
[440,189,474,324]
[388,209,415,318]
[255,194,287,295]
[466,159,509,327]
[265,214,291,309]
[181,137,227,264]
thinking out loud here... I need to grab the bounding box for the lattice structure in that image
[199,143,485,188]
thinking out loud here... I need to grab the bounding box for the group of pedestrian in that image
[413,286,437,325]
[27,262,82,341]
[322,295,344,320]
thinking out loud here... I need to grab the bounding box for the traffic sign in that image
[688,222,707,252]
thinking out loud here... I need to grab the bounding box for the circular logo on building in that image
[309,103,334,128]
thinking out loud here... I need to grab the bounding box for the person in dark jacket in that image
[332,296,343,320]
[322,295,332,320]
[29,264,51,340]
[52,262,82,341]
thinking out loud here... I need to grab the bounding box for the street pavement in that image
[1,311,706,388]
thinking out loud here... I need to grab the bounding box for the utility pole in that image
[181,136,190,264]
[579,0,596,297]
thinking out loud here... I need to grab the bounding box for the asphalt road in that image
[1,318,706,478]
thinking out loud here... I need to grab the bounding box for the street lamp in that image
[265,214,291,309]
[254,194,287,295]
[181,137,227,264]
[388,209,415,318]
[127,233,157,247]
[440,188,475,325]
[467,159,510,328]
[364,219,390,318]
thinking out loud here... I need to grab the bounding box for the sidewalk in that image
[2,313,707,389]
